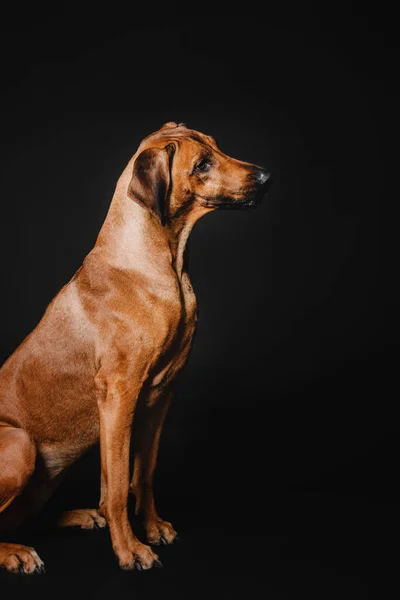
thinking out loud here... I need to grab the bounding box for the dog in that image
[0,122,271,574]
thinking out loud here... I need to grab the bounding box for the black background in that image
[0,2,398,598]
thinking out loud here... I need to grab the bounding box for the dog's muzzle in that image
[246,168,273,208]
[255,168,271,186]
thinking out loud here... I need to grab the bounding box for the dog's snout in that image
[255,169,271,186]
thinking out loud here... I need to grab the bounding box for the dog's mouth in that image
[240,182,272,209]
[198,177,272,211]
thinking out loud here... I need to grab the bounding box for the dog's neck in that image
[165,214,201,278]
[94,185,200,282]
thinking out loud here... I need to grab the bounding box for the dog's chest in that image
[150,272,197,389]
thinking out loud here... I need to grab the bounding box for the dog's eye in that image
[194,157,212,173]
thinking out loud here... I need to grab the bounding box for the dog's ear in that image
[128,144,175,225]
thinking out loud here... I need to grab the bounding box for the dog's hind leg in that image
[131,389,177,546]
[0,422,45,574]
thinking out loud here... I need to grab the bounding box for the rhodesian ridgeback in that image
[0,122,271,573]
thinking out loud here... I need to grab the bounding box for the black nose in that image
[256,169,271,186]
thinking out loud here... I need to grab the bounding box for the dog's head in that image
[127,122,272,225]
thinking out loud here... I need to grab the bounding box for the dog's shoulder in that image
[72,253,183,348]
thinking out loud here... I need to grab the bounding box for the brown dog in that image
[0,122,271,574]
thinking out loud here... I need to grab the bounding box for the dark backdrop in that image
[0,3,398,598]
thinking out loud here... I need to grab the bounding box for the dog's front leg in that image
[131,387,177,545]
[96,378,161,570]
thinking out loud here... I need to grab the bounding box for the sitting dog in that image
[0,122,271,573]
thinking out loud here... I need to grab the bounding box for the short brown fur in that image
[0,123,270,573]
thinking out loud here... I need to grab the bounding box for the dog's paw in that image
[0,543,45,575]
[146,517,178,545]
[118,542,162,571]
[57,508,107,530]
